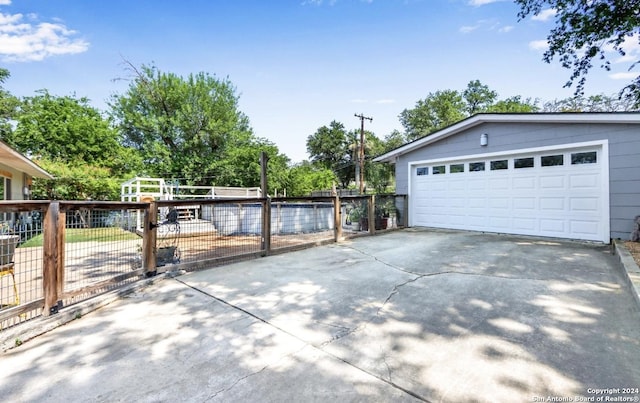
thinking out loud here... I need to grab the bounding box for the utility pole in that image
[354,113,373,194]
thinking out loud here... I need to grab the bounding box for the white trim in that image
[407,140,610,242]
[374,113,640,163]
[407,140,607,168]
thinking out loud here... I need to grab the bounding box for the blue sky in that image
[1,0,635,163]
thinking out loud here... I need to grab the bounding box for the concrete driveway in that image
[2,229,640,402]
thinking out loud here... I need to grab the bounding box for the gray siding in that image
[394,122,640,240]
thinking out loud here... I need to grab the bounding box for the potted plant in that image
[349,206,362,231]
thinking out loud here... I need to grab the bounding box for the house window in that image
[469,162,485,172]
[490,160,508,170]
[0,176,7,200]
[571,151,597,165]
[450,164,464,173]
[541,155,564,166]
[514,157,534,169]
[417,167,428,176]
[432,165,445,174]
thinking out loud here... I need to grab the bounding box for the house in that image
[0,140,53,201]
[374,113,640,243]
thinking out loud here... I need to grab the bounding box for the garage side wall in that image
[394,122,640,240]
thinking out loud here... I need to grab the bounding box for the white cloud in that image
[468,0,507,6]
[529,39,548,51]
[609,72,637,80]
[0,12,89,62]
[531,8,556,21]
[460,25,479,34]
[499,25,514,33]
[0,0,11,5]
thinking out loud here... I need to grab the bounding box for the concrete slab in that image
[2,229,640,402]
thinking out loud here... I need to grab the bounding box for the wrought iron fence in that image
[0,194,407,331]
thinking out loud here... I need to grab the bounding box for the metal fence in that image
[0,194,407,331]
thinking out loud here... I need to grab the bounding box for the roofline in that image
[373,112,640,163]
[0,140,54,179]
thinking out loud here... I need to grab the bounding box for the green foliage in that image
[399,89,466,141]
[516,0,640,104]
[111,63,256,185]
[400,80,545,140]
[286,161,336,197]
[463,80,498,114]
[30,159,122,200]
[0,68,19,139]
[306,121,354,188]
[7,91,133,169]
[487,96,539,113]
[541,94,638,112]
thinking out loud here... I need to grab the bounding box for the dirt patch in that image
[624,241,640,267]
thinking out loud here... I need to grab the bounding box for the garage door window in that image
[450,164,464,173]
[490,160,508,170]
[514,157,534,169]
[433,165,445,174]
[542,155,564,166]
[571,151,597,164]
[417,167,428,176]
[470,162,485,172]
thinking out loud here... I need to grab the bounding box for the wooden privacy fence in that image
[0,195,407,330]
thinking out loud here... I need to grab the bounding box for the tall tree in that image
[516,0,640,103]
[306,121,353,187]
[0,68,19,139]
[487,96,539,113]
[7,91,130,168]
[111,63,253,185]
[463,80,498,114]
[399,89,466,141]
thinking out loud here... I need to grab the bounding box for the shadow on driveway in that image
[2,229,639,402]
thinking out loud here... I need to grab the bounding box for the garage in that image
[373,113,640,243]
[409,142,609,242]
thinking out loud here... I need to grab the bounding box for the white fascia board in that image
[373,112,640,163]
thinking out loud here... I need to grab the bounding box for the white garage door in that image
[410,143,609,242]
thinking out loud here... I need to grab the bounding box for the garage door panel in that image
[489,178,510,190]
[569,174,599,189]
[569,197,599,212]
[540,219,565,233]
[513,197,536,210]
[513,177,536,189]
[540,197,565,211]
[411,145,607,242]
[570,220,599,236]
[513,218,536,231]
[489,198,510,209]
[540,175,565,189]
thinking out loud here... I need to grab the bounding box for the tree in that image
[399,89,466,141]
[487,96,539,113]
[516,0,640,104]
[0,68,19,139]
[306,121,353,187]
[286,161,336,197]
[7,91,132,169]
[541,93,638,111]
[463,80,498,114]
[111,63,255,185]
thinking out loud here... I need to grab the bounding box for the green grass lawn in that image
[20,227,141,248]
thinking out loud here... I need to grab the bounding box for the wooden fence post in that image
[334,195,342,242]
[143,201,157,276]
[261,198,271,256]
[368,195,376,235]
[43,202,62,316]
